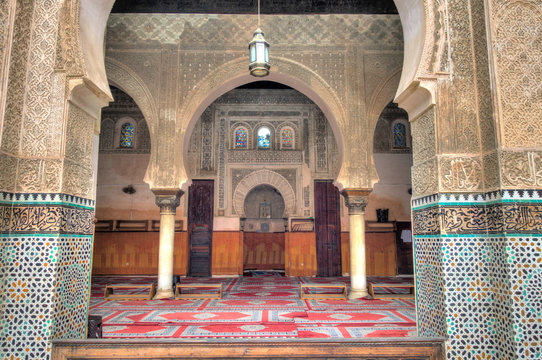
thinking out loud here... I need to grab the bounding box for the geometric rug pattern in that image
[89,274,417,339]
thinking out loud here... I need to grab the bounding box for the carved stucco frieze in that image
[152,189,183,215]
[341,189,371,215]
[62,159,93,199]
[439,156,482,193]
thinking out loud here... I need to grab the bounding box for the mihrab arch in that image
[232,170,296,217]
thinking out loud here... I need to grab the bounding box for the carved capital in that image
[341,188,371,215]
[152,188,183,215]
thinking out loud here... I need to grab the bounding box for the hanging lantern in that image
[249,28,270,77]
[249,0,270,77]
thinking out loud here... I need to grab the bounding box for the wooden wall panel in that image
[92,232,188,275]
[243,232,285,270]
[285,232,317,276]
[212,231,242,275]
[340,232,397,276]
[341,232,350,275]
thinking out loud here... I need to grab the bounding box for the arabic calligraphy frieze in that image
[501,204,542,233]
[440,206,487,234]
[412,206,440,235]
[5,205,94,235]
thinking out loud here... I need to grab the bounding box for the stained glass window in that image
[235,127,248,148]
[120,122,134,148]
[257,127,271,148]
[281,127,294,148]
[393,122,407,149]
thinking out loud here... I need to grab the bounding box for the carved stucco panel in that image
[16,158,62,193]
[65,103,94,166]
[500,150,542,189]
[491,1,542,148]
[2,0,35,155]
[439,155,482,192]
[411,106,437,166]
[0,153,17,192]
[412,158,438,197]
[483,151,500,191]
[62,158,93,199]
[21,0,63,157]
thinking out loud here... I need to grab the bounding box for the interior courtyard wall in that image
[104,13,404,191]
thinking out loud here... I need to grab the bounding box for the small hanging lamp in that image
[248,0,270,77]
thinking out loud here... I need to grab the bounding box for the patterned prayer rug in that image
[90,274,417,339]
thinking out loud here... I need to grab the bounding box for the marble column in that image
[341,189,371,299]
[152,189,183,299]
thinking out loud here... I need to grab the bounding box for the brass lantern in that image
[248,27,270,77]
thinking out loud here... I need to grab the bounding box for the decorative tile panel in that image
[412,190,542,360]
[0,192,95,360]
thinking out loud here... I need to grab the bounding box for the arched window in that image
[280,127,294,149]
[120,122,135,148]
[393,122,407,149]
[257,127,271,149]
[234,127,248,149]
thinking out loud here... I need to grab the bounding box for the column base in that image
[348,288,369,299]
[153,288,174,300]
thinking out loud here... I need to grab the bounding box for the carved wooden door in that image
[314,180,342,277]
[188,180,214,277]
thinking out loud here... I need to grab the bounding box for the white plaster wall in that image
[370,153,413,222]
[95,153,185,221]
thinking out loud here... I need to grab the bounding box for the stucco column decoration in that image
[341,189,371,299]
[152,189,183,299]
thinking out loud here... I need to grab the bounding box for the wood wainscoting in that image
[285,232,317,276]
[92,232,188,275]
[212,231,243,275]
[52,339,444,359]
[341,231,397,276]
[92,228,400,277]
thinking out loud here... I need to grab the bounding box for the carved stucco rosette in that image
[341,189,371,215]
[152,189,183,214]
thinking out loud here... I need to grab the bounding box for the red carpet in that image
[89,274,416,339]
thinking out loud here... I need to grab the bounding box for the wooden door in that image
[395,221,413,275]
[314,181,342,277]
[188,180,214,277]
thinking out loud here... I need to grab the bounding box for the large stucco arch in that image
[232,170,296,217]
[178,56,346,187]
[104,58,158,137]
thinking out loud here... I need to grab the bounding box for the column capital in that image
[341,188,371,215]
[152,188,183,215]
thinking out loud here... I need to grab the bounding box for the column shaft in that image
[152,189,183,299]
[349,211,368,298]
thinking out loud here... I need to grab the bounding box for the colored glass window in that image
[258,127,271,148]
[281,128,293,148]
[120,122,134,148]
[235,128,248,148]
[393,122,407,149]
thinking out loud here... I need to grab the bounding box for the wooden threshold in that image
[52,338,445,360]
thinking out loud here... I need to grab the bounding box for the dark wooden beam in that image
[52,338,444,359]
